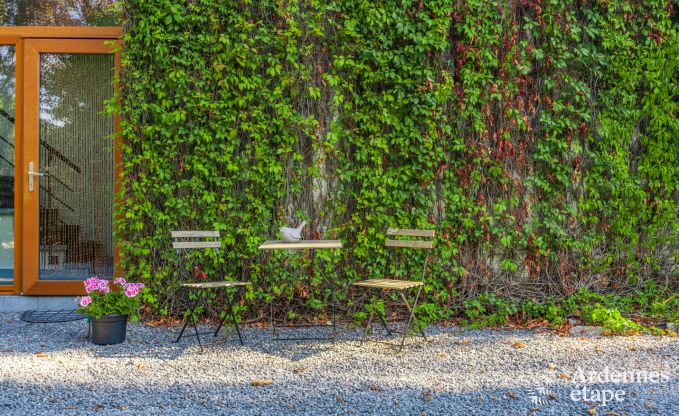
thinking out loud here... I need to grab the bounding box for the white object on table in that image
[279,221,306,242]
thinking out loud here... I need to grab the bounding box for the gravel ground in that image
[0,313,677,416]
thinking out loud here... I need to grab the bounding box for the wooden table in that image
[258,240,343,341]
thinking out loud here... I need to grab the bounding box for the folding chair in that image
[172,231,251,352]
[353,228,435,352]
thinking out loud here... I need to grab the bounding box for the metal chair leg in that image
[231,309,243,345]
[398,287,422,352]
[191,317,203,352]
[414,316,427,340]
[360,295,377,345]
[186,297,204,353]
[229,288,244,345]
[377,309,392,335]
[175,290,192,343]
[213,311,229,338]
[175,292,205,353]
[400,290,427,340]
[214,288,235,338]
[175,318,190,343]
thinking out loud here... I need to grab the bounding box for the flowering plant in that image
[75,277,145,321]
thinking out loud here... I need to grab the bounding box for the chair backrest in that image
[385,228,435,249]
[172,230,221,249]
[383,227,435,283]
[171,231,222,282]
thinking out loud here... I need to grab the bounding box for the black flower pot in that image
[90,314,128,345]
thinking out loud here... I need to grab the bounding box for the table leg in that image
[332,248,336,342]
[263,246,341,342]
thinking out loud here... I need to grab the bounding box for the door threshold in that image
[0,295,75,312]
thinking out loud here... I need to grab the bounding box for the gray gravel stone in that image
[569,325,606,337]
[1,313,677,415]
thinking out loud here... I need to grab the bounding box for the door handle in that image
[28,162,45,192]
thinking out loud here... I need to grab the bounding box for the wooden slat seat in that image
[353,278,424,290]
[181,281,251,289]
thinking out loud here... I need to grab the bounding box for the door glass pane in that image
[39,53,114,280]
[1,1,118,26]
[0,45,15,286]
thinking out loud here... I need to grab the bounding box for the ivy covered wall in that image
[116,0,678,318]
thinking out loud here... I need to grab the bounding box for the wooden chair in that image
[353,228,435,351]
[172,231,250,352]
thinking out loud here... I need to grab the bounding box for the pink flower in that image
[113,277,126,286]
[97,279,109,292]
[79,296,92,307]
[84,277,99,293]
[124,282,144,298]
[124,286,139,298]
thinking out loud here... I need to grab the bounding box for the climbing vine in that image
[115,0,678,320]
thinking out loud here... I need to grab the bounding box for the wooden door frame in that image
[0,36,21,294]
[0,27,122,39]
[0,27,122,295]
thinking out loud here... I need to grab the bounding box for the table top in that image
[258,240,343,250]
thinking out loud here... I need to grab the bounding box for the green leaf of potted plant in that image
[75,277,144,345]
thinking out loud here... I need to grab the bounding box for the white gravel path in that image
[0,313,677,415]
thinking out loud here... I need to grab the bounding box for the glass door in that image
[22,39,119,295]
[0,37,19,293]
